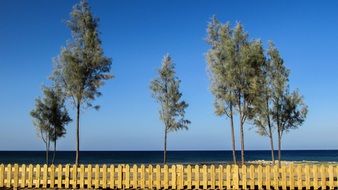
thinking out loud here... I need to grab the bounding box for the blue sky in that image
[0,0,338,151]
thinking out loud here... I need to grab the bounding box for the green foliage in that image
[52,0,112,108]
[150,54,190,132]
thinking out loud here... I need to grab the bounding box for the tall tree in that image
[264,43,308,166]
[52,0,112,164]
[150,54,190,164]
[206,18,237,164]
[47,87,72,164]
[206,18,264,164]
[31,86,71,165]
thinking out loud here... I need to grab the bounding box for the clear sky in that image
[0,0,338,151]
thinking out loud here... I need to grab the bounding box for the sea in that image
[0,150,338,165]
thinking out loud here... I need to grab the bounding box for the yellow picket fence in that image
[0,163,338,189]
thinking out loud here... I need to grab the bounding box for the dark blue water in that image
[0,150,338,164]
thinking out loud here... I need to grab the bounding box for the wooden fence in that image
[0,163,338,189]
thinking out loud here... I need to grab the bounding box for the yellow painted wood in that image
[186,165,192,189]
[35,164,40,188]
[50,164,55,188]
[72,165,77,188]
[194,165,199,188]
[178,165,184,190]
[94,164,99,189]
[148,165,153,188]
[273,165,279,189]
[109,165,114,189]
[132,164,137,188]
[164,165,169,189]
[257,165,263,189]
[156,165,161,189]
[57,164,62,188]
[28,164,33,188]
[242,165,247,189]
[87,164,92,188]
[313,165,318,189]
[305,165,310,189]
[320,165,326,189]
[117,165,122,189]
[5,164,11,188]
[140,164,145,189]
[281,165,287,190]
[42,164,47,188]
[329,165,334,189]
[13,164,18,188]
[202,165,207,189]
[0,164,4,187]
[233,165,239,189]
[210,165,215,189]
[226,165,231,189]
[265,165,271,189]
[172,165,177,189]
[218,165,223,189]
[297,165,302,189]
[249,165,255,189]
[64,164,70,189]
[20,164,26,188]
[125,164,130,189]
[289,164,294,189]
[102,164,107,189]
[79,165,84,188]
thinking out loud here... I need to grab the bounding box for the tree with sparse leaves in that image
[31,86,71,165]
[206,17,264,165]
[150,54,190,164]
[52,0,112,165]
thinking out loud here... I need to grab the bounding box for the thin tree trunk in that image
[52,140,56,164]
[163,126,168,164]
[239,119,245,165]
[278,129,282,167]
[266,98,275,165]
[229,104,237,165]
[46,136,50,165]
[75,102,80,165]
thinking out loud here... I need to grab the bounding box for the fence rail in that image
[0,163,338,189]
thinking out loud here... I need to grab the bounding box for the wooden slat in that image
[218,165,223,189]
[321,165,326,189]
[87,164,92,188]
[194,165,199,188]
[64,164,70,189]
[297,165,302,189]
[140,164,145,189]
[156,165,161,189]
[305,165,310,189]
[265,165,271,189]
[329,165,334,189]
[313,165,318,189]
[186,165,192,189]
[233,165,239,189]
[202,165,207,189]
[109,165,114,189]
[273,165,279,189]
[57,164,62,188]
[226,165,231,189]
[125,164,130,189]
[148,165,153,188]
[163,165,169,189]
[242,165,247,189]
[21,164,26,188]
[249,165,255,189]
[79,165,84,188]
[132,165,137,188]
[289,164,294,189]
[117,165,123,189]
[281,165,287,190]
[210,165,215,189]
[13,164,18,188]
[257,165,263,189]
[50,164,55,188]
[94,165,99,189]
[72,165,77,188]
[28,164,33,188]
[35,164,40,188]
[102,164,107,189]
[0,164,4,187]
[172,165,177,189]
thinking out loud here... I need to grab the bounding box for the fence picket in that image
[0,164,4,187]
[249,165,255,189]
[50,164,55,188]
[202,165,207,189]
[21,164,26,188]
[194,165,199,188]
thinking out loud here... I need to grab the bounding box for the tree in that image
[31,86,71,165]
[52,0,112,165]
[206,18,264,165]
[150,54,190,164]
[206,18,237,164]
